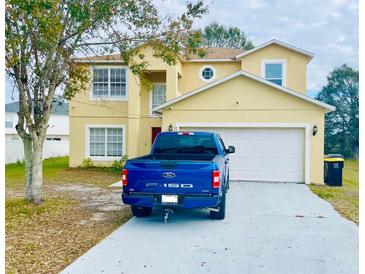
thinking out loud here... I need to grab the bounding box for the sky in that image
[5,0,359,102]
[158,0,359,97]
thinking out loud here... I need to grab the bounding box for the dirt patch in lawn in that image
[6,197,131,274]
[6,157,132,274]
[49,183,127,221]
[6,181,131,273]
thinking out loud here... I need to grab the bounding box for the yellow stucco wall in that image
[138,117,162,155]
[69,63,164,167]
[69,116,130,167]
[178,62,241,93]
[134,46,181,100]
[241,44,311,93]
[138,73,163,155]
[160,75,325,184]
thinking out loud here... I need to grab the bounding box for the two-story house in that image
[70,39,335,184]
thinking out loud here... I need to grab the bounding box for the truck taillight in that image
[122,169,128,186]
[212,170,220,188]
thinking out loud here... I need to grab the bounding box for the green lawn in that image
[310,159,359,224]
[5,156,120,192]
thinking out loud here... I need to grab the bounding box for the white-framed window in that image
[199,65,216,82]
[149,83,166,115]
[261,60,286,86]
[85,125,125,160]
[91,67,127,100]
[5,114,13,128]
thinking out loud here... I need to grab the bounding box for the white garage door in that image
[181,127,305,183]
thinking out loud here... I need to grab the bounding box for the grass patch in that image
[6,197,131,274]
[310,159,359,224]
[6,198,72,228]
[5,156,120,192]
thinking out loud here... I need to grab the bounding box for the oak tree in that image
[200,22,253,49]
[316,65,359,158]
[5,0,208,203]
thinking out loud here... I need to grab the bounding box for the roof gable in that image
[153,70,335,112]
[235,39,314,59]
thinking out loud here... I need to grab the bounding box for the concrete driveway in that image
[62,182,358,274]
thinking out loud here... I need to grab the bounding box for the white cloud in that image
[331,0,346,6]
[312,20,328,28]
[246,0,268,10]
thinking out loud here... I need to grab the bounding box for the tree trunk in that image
[23,137,33,201]
[30,141,44,204]
[22,136,44,204]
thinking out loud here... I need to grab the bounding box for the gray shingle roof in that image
[5,101,69,115]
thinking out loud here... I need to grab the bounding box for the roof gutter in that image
[73,59,126,64]
[184,58,239,63]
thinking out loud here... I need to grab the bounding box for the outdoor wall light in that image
[168,124,173,131]
[312,125,318,136]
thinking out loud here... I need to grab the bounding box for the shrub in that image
[15,159,24,165]
[80,158,94,169]
[112,155,128,174]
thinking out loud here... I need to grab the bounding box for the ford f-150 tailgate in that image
[124,158,217,195]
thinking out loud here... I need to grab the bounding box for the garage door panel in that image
[182,127,304,183]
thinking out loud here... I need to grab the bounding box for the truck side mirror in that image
[226,146,235,154]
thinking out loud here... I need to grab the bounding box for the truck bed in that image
[133,153,217,161]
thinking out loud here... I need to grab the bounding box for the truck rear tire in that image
[210,192,226,220]
[131,206,152,217]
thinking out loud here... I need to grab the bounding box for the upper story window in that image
[150,83,166,115]
[199,65,216,83]
[262,60,286,86]
[5,115,13,128]
[92,67,127,100]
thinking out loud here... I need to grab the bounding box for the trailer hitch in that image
[163,208,174,223]
[207,207,220,212]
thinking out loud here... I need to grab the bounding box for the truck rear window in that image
[152,135,218,155]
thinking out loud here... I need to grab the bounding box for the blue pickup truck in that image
[121,131,235,221]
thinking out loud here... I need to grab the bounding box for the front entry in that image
[151,127,161,144]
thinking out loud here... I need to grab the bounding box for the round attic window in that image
[199,65,216,82]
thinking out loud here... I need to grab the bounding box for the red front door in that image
[151,127,161,144]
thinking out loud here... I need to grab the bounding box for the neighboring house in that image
[69,39,335,184]
[5,101,69,163]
